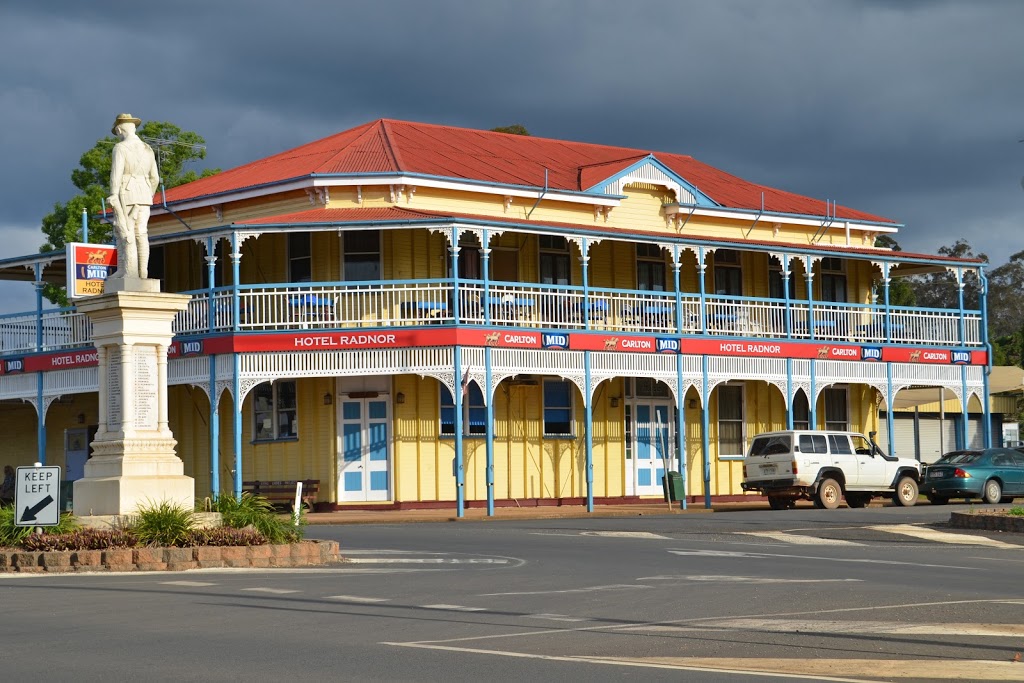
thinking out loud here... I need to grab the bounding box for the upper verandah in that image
[151,118,899,231]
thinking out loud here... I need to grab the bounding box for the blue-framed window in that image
[543,380,574,436]
[440,383,486,435]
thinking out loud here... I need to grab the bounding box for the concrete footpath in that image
[301,502,751,525]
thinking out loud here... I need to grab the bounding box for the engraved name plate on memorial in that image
[107,349,122,430]
[134,346,158,430]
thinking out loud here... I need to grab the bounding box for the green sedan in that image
[922,448,1024,505]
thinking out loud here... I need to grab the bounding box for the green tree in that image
[490,124,530,136]
[40,121,218,305]
[986,249,1024,341]
[907,239,987,311]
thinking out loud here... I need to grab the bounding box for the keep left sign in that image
[15,466,61,526]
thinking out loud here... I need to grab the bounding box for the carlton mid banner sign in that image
[66,242,116,298]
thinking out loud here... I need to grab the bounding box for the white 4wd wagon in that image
[741,430,922,510]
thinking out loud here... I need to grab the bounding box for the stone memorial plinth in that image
[73,279,193,516]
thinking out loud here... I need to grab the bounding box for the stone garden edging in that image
[0,539,340,573]
[949,510,1024,533]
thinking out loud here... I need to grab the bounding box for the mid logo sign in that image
[15,465,61,526]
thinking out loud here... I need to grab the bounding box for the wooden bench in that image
[242,479,320,510]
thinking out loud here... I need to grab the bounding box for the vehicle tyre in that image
[926,494,948,505]
[768,496,790,510]
[845,493,870,508]
[982,479,1002,505]
[892,476,919,507]
[815,478,842,510]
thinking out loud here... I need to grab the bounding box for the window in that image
[252,380,297,441]
[713,249,742,295]
[799,434,828,454]
[627,377,671,399]
[636,243,665,291]
[543,380,573,436]
[288,232,312,283]
[539,235,571,285]
[440,383,486,435]
[344,229,381,281]
[823,387,849,431]
[792,392,810,430]
[820,258,847,303]
[717,384,745,458]
[828,434,853,454]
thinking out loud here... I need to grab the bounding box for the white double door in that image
[628,400,674,496]
[336,378,392,502]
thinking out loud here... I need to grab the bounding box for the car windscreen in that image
[749,435,791,456]
[936,451,982,464]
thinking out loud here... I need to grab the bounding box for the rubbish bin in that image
[662,471,683,502]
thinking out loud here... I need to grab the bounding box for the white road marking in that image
[160,581,217,586]
[867,524,1023,548]
[639,575,862,585]
[480,584,651,596]
[325,595,390,603]
[668,548,976,569]
[525,613,588,622]
[346,558,508,564]
[580,531,669,539]
[241,587,300,594]
[620,618,1024,638]
[738,531,862,546]
[421,604,487,612]
[382,642,881,682]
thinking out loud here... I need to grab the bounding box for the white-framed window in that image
[539,235,571,285]
[713,249,742,295]
[440,383,486,435]
[636,243,665,291]
[288,232,312,283]
[823,386,849,432]
[820,257,847,303]
[343,229,381,281]
[543,379,574,436]
[252,380,297,442]
[717,383,745,458]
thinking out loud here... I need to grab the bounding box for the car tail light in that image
[953,468,971,478]
[791,460,798,475]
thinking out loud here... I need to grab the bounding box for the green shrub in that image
[1007,506,1024,517]
[0,504,80,548]
[210,493,305,544]
[128,500,196,547]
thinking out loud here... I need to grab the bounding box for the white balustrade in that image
[0,282,986,357]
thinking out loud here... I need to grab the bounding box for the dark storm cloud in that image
[0,0,1021,303]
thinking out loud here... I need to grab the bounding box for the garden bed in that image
[0,539,340,573]
[949,509,1024,533]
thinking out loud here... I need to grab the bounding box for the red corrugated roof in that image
[162,119,895,224]
[234,207,975,264]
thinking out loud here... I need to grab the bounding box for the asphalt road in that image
[3,503,1024,682]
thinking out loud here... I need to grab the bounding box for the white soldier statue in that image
[108,113,160,280]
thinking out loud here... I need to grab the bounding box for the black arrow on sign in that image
[21,495,54,523]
